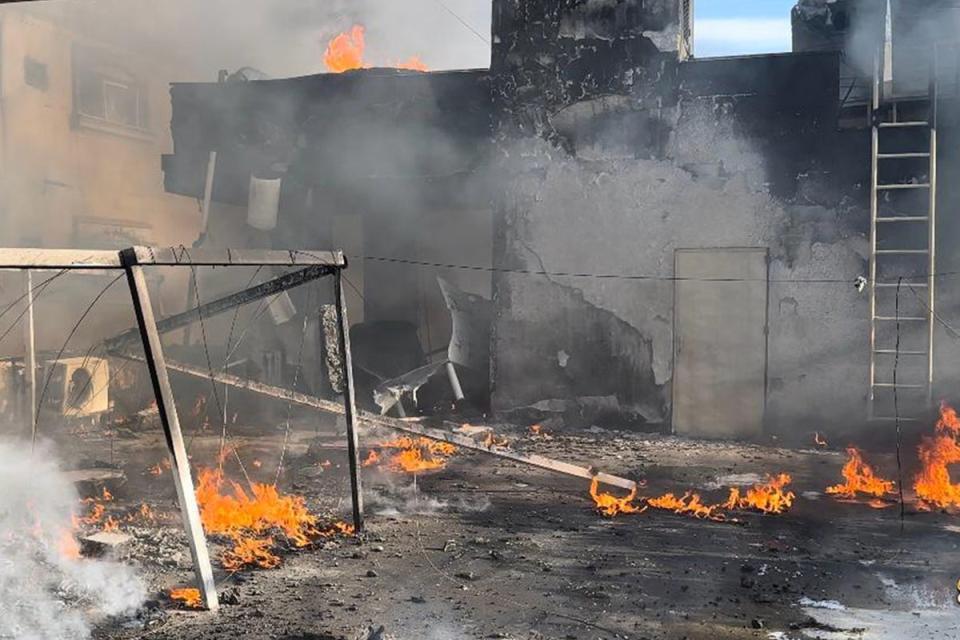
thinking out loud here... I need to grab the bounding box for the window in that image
[73,45,150,134]
[24,57,48,91]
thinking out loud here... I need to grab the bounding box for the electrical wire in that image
[32,273,124,449]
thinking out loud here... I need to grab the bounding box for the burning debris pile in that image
[194,463,353,571]
[0,440,144,639]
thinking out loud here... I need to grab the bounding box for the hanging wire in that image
[274,282,314,486]
[893,277,905,531]
[32,272,124,449]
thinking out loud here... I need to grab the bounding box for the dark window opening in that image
[73,46,149,132]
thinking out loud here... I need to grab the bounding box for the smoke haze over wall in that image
[14,0,492,80]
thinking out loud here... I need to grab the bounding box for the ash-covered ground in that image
[63,423,960,640]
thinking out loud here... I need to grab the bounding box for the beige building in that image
[0,4,202,348]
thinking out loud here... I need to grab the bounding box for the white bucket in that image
[247,175,282,230]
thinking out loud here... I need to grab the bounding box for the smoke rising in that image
[0,440,144,640]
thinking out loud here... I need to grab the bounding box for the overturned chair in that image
[371,276,490,416]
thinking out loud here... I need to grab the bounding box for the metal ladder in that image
[867,48,938,422]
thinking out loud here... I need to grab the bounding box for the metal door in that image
[672,248,769,439]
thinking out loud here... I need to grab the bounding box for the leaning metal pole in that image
[334,268,364,531]
[121,249,220,611]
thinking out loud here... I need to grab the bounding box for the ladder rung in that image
[875,249,928,255]
[873,350,928,355]
[876,216,929,222]
[878,121,929,128]
[874,316,927,321]
[877,152,931,159]
[875,282,929,288]
[876,183,931,190]
[873,383,926,389]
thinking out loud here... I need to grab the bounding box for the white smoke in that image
[0,440,145,640]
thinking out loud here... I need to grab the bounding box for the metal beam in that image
[122,258,219,612]
[106,265,334,352]
[334,271,364,531]
[0,248,121,270]
[126,246,346,268]
[109,352,639,493]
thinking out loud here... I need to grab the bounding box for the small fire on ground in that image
[915,401,960,510]
[169,587,202,610]
[195,467,353,571]
[826,447,896,508]
[590,474,796,521]
[362,437,457,473]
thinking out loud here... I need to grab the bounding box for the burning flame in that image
[169,587,203,609]
[530,424,543,435]
[826,447,895,500]
[589,477,645,517]
[323,25,429,73]
[814,432,828,448]
[915,402,960,510]
[148,459,171,476]
[648,492,725,521]
[362,450,381,467]
[365,437,457,473]
[723,474,795,515]
[393,56,428,71]
[482,431,509,448]
[58,529,81,560]
[195,468,352,570]
[324,25,367,72]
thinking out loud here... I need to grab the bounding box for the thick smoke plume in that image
[0,440,144,640]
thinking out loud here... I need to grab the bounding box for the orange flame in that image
[195,468,352,570]
[482,431,509,448]
[530,424,543,435]
[169,587,203,609]
[324,25,368,73]
[724,474,795,515]
[58,529,81,560]
[323,25,429,73]
[826,447,895,500]
[589,477,645,517]
[148,459,171,476]
[366,437,457,473]
[362,450,381,467]
[648,492,725,521]
[393,56,428,71]
[914,402,960,510]
[814,432,828,448]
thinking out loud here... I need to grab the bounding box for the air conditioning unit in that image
[41,356,109,417]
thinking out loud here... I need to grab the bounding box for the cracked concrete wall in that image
[489,26,877,435]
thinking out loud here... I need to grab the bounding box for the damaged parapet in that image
[490,0,686,137]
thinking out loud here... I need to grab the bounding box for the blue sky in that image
[695,0,796,57]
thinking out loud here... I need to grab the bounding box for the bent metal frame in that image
[0,247,363,612]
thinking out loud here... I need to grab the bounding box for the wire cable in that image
[32,273,124,449]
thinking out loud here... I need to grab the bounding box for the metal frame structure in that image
[0,246,362,612]
[867,45,940,421]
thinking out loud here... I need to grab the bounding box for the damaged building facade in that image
[162,0,960,443]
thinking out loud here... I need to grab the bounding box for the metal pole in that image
[123,258,219,611]
[334,269,364,532]
[183,150,218,346]
[24,270,36,445]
